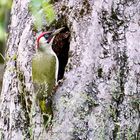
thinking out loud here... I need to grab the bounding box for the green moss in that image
[16,69,31,138]
[12,54,17,61]
[48,0,55,4]
[0,53,5,63]
[127,128,134,140]
[113,122,121,139]
[108,105,117,121]
[18,71,32,113]
[131,97,140,111]
[108,104,121,139]
[5,53,10,62]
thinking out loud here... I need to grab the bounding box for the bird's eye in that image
[44,34,49,40]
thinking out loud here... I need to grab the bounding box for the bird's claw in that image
[43,113,52,128]
[58,79,64,86]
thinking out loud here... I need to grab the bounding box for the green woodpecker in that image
[32,27,64,127]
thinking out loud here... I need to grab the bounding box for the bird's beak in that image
[49,27,64,45]
[52,27,65,36]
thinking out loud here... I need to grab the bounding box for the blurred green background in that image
[0,0,12,63]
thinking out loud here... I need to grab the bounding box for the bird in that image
[32,27,64,127]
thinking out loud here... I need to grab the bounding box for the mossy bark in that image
[0,0,139,140]
[0,0,34,139]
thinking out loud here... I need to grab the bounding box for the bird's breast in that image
[32,52,57,84]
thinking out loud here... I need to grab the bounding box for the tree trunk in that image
[0,0,34,139]
[0,0,139,140]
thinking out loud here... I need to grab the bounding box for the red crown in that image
[37,32,50,48]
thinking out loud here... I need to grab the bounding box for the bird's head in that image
[36,27,64,52]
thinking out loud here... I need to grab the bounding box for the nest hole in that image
[52,26,70,81]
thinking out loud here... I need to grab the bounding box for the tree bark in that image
[0,0,34,139]
[0,0,140,140]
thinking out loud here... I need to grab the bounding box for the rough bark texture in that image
[0,0,140,140]
[0,64,4,94]
[0,0,34,139]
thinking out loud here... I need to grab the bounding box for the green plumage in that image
[32,27,64,127]
[32,50,58,127]
[32,52,57,94]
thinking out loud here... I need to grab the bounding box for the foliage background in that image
[29,0,56,30]
[0,0,12,62]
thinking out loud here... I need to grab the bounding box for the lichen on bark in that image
[0,0,139,140]
[0,0,34,139]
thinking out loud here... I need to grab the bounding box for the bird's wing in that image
[32,53,57,96]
